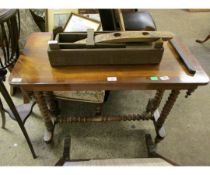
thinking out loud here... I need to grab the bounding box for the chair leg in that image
[10,85,16,96]
[0,81,37,158]
[145,134,157,158]
[55,135,71,166]
[63,135,71,161]
[0,98,6,128]
[104,90,110,102]
[196,34,210,43]
[96,103,103,116]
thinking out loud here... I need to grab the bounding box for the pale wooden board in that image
[115,9,125,31]
[64,158,172,166]
[75,31,174,44]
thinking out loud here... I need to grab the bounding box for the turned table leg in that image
[185,88,197,98]
[20,87,31,104]
[146,90,165,114]
[143,90,165,120]
[34,91,54,143]
[95,103,103,116]
[145,90,165,143]
[44,91,60,116]
[155,90,180,143]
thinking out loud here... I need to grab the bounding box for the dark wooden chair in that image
[29,9,46,32]
[0,9,37,158]
[98,9,157,101]
[99,9,156,31]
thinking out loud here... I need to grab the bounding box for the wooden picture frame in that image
[63,13,101,32]
[45,9,79,32]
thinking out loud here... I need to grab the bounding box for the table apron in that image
[11,84,199,91]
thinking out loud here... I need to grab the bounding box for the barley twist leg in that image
[34,91,54,143]
[144,90,165,119]
[45,91,60,116]
[155,90,180,143]
[185,87,197,98]
[149,90,165,113]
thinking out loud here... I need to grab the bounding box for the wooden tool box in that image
[47,30,173,66]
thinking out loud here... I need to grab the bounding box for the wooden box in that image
[47,32,165,66]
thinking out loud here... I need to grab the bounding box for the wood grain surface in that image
[9,32,209,91]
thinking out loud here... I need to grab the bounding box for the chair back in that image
[0,9,20,70]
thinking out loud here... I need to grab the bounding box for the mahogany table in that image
[9,32,209,143]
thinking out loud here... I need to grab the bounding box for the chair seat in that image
[123,11,157,31]
[5,101,36,124]
[54,90,105,104]
[63,158,173,166]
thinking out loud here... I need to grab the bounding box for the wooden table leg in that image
[185,88,197,98]
[146,90,165,114]
[143,90,165,120]
[20,87,31,104]
[96,103,103,116]
[144,90,165,143]
[34,91,54,143]
[44,91,60,116]
[155,90,180,143]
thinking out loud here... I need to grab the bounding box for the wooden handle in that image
[115,9,125,31]
[75,31,174,44]
[170,38,196,75]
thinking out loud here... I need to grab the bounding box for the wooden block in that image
[86,29,95,46]
[48,32,167,66]
[115,9,125,31]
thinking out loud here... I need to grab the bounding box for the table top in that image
[9,32,209,91]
